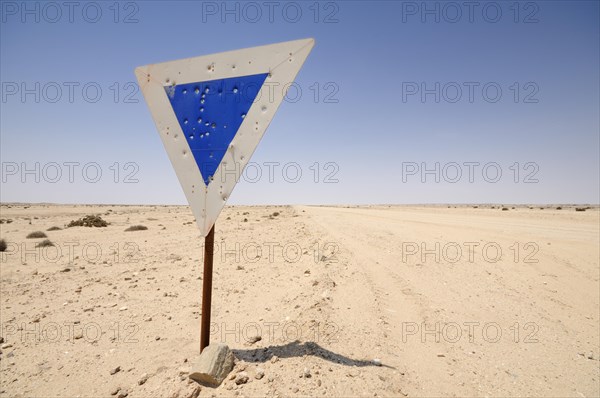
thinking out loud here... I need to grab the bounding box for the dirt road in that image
[300,205,599,397]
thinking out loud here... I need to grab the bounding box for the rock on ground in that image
[188,344,234,387]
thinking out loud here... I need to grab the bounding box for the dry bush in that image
[125,225,148,232]
[26,231,47,239]
[36,239,54,248]
[67,215,108,228]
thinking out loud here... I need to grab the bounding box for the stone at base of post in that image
[189,343,234,387]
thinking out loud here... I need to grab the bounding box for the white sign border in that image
[135,38,315,236]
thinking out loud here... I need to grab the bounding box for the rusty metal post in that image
[200,224,215,353]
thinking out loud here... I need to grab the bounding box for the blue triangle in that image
[165,73,268,185]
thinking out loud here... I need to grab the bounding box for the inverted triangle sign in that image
[165,73,268,185]
[135,39,315,237]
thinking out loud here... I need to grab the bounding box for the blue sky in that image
[1,0,598,205]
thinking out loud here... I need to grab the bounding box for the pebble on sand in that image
[235,372,249,385]
[254,368,265,380]
[247,335,261,344]
[138,373,149,385]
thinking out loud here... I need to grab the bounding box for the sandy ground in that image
[0,204,598,397]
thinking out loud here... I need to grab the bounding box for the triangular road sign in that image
[135,38,315,236]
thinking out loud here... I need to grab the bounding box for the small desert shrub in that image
[125,225,148,231]
[67,215,108,228]
[36,239,54,248]
[502,207,509,211]
[556,207,562,210]
[0,219,13,224]
[243,218,248,222]
[575,208,586,212]
[47,226,62,231]
[272,212,280,217]
[26,231,47,239]
[0,239,7,252]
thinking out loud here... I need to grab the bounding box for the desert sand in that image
[0,204,598,397]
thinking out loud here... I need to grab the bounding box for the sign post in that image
[135,39,314,353]
[200,224,214,352]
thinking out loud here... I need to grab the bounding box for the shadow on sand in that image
[232,340,395,369]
